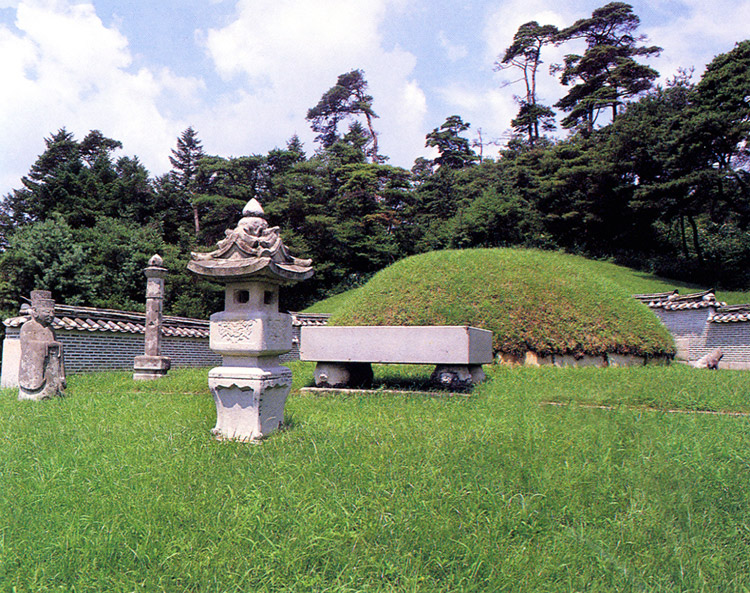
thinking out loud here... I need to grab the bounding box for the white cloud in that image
[438,31,468,62]
[0,0,199,194]
[644,0,750,82]
[200,0,426,167]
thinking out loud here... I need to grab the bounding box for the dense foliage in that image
[0,3,748,321]
[329,248,675,357]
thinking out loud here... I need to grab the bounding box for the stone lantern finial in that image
[187,200,313,442]
[188,199,312,284]
[243,198,264,218]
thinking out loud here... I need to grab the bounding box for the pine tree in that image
[169,127,206,235]
[554,2,661,131]
[496,21,558,145]
[306,70,381,162]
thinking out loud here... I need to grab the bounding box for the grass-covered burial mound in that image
[329,248,675,360]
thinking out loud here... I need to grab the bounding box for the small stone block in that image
[607,354,646,367]
[133,355,171,380]
[430,364,485,389]
[524,351,553,366]
[314,362,373,388]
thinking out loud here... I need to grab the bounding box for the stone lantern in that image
[187,199,313,441]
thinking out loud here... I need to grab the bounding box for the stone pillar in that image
[133,254,171,380]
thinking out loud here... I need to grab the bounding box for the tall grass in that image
[0,365,749,591]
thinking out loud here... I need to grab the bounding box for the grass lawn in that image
[1,364,750,591]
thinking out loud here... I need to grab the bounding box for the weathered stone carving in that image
[216,320,257,342]
[188,198,313,283]
[691,347,723,370]
[188,199,313,441]
[18,290,66,400]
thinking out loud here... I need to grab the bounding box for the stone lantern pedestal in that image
[188,199,313,441]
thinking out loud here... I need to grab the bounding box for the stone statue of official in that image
[18,290,66,400]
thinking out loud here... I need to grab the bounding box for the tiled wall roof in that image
[3,304,330,336]
[708,304,750,323]
[633,289,726,310]
[293,313,331,326]
[634,289,750,323]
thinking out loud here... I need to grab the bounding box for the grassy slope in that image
[573,257,750,304]
[326,248,674,358]
[1,365,750,592]
[306,251,750,315]
[302,288,361,315]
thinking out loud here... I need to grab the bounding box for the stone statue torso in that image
[18,318,65,399]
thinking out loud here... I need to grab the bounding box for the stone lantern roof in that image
[187,199,313,284]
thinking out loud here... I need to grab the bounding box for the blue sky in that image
[1,0,749,196]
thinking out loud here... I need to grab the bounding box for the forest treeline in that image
[0,3,748,319]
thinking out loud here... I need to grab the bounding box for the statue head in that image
[29,290,55,326]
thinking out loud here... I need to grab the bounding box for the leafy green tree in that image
[496,21,558,145]
[447,158,550,250]
[0,216,95,309]
[531,134,637,254]
[554,2,661,131]
[606,41,750,273]
[79,130,123,166]
[412,116,480,250]
[0,129,159,234]
[602,75,699,260]
[692,40,750,190]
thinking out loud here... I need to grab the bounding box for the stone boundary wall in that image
[650,309,711,363]
[636,291,750,370]
[3,326,221,374]
[704,323,750,369]
[1,305,330,386]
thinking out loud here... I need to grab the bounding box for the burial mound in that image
[328,248,675,361]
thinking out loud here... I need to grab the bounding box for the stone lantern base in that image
[208,364,292,441]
